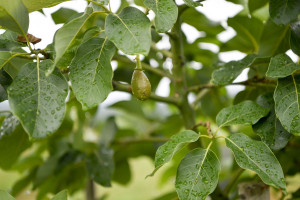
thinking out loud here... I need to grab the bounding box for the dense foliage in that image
[0,0,300,199]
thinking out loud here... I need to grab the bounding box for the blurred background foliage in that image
[0,0,300,199]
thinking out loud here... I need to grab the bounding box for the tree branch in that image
[169,10,196,129]
[112,81,180,106]
[17,55,47,60]
[151,42,173,58]
[113,136,169,145]
[191,88,210,108]
[113,54,173,80]
[188,79,276,92]
[85,180,95,200]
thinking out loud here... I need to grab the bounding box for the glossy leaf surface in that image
[0,30,25,51]
[258,19,290,57]
[225,133,286,190]
[212,54,258,85]
[269,0,300,25]
[266,54,300,78]
[150,130,199,176]
[274,75,300,136]
[51,7,78,24]
[0,0,29,35]
[8,60,68,139]
[144,0,178,33]
[0,51,13,70]
[221,16,263,53]
[0,70,12,102]
[183,0,203,7]
[70,37,115,110]
[105,7,151,55]
[49,10,99,74]
[175,148,220,200]
[253,93,292,151]
[22,0,69,12]
[290,21,300,56]
[216,100,269,127]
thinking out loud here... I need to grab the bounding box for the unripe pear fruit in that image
[131,69,151,100]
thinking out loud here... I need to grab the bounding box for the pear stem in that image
[135,55,143,70]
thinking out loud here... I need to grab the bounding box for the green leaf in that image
[49,11,100,75]
[269,0,300,25]
[266,54,300,78]
[113,158,131,185]
[0,114,19,136]
[8,60,68,139]
[0,51,13,69]
[144,0,178,33]
[183,0,203,7]
[11,169,37,196]
[0,69,12,102]
[253,93,292,151]
[96,0,109,5]
[258,19,290,57]
[34,156,59,188]
[3,56,31,79]
[35,150,86,199]
[0,0,29,35]
[181,8,224,35]
[290,21,300,56]
[51,7,78,24]
[216,100,269,127]
[0,190,15,200]
[175,148,220,200]
[274,75,300,136]
[22,0,69,12]
[0,114,31,170]
[105,7,151,55]
[110,99,145,118]
[70,37,115,110]
[248,0,268,13]
[221,16,263,53]
[212,54,258,85]
[233,87,268,105]
[100,117,117,145]
[0,30,25,51]
[149,130,199,176]
[225,133,286,190]
[51,190,68,200]
[86,145,114,187]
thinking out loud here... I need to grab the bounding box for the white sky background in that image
[0,0,299,111]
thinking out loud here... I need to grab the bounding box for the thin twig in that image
[151,42,173,58]
[191,88,210,108]
[0,52,31,69]
[192,121,212,137]
[113,137,169,145]
[191,121,208,131]
[17,55,46,60]
[113,54,173,80]
[188,79,276,92]
[112,81,180,106]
